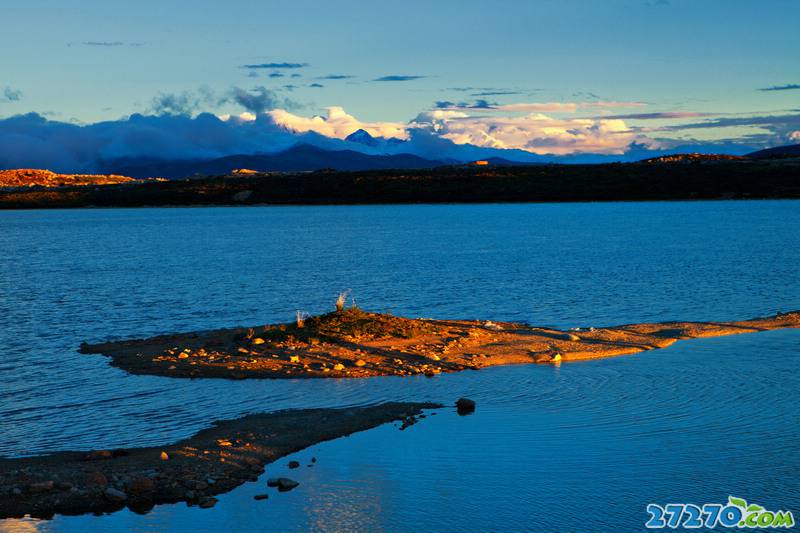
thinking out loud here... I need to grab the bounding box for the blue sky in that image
[1,0,799,162]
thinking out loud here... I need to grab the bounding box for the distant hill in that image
[747,143,800,159]
[638,153,747,164]
[0,169,135,188]
[104,143,447,179]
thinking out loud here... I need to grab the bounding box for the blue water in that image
[1,201,799,531]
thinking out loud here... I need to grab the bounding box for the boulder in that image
[104,487,127,502]
[198,496,218,509]
[288,460,300,469]
[455,397,476,415]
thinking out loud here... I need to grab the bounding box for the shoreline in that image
[79,309,800,380]
[0,402,441,520]
[3,159,799,209]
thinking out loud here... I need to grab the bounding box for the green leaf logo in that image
[746,504,764,512]
[729,496,748,508]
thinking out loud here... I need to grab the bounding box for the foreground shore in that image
[0,402,440,519]
[80,308,800,380]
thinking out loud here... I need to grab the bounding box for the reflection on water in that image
[1,202,799,530]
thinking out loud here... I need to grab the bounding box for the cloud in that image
[308,83,324,88]
[435,101,646,113]
[759,84,800,92]
[471,90,523,97]
[372,75,426,82]
[229,86,297,114]
[240,62,308,70]
[411,109,651,155]
[317,74,356,80]
[269,72,284,78]
[73,41,145,47]
[1,86,22,102]
[290,73,302,78]
[602,112,715,120]
[267,106,408,140]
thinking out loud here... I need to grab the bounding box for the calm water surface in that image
[1,201,798,531]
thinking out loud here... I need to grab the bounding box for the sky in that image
[1,0,799,168]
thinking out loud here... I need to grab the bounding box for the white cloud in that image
[412,110,652,155]
[267,106,408,140]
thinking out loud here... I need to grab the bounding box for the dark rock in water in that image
[198,496,218,509]
[84,471,108,487]
[254,494,269,500]
[311,457,316,463]
[288,460,300,469]
[104,487,127,502]
[456,397,476,415]
[267,477,300,491]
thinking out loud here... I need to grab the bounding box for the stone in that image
[267,477,299,491]
[251,338,265,345]
[84,450,113,461]
[254,494,269,500]
[289,355,300,363]
[128,477,155,495]
[198,496,219,509]
[551,353,562,362]
[561,332,580,341]
[29,481,54,493]
[288,460,300,469]
[104,487,127,502]
[160,451,169,461]
[333,363,345,371]
[354,359,366,367]
[84,471,108,487]
[455,397,476,415]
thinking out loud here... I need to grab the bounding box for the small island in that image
[80,306,800,380]
[0,402,441,520]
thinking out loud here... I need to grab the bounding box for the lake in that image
[1,201,798,531]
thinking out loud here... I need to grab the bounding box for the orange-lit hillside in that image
[0,169,136,188]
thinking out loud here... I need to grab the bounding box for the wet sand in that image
[80,308,800,379]
[0,402,440,519]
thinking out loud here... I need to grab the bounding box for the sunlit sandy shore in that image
[80,308,800,379]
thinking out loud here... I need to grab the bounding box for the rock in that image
[333,363,345,371]
[128,477,155,496]
[254,493,269,500]
[311,457,316,463]
[551,353,562,362]
[267,477,299,491]
[160,451,169,461]
[185,490,196,500]
[54,481,73,491]
[29,481,54,493]
[277,478,299,491]
[198,496,218,509]
[288,460,300,469]
[430,354,441,361]
[84,471,108,487]
[104,487,127,502]
[11,487,21,496]
[84,449,113,461]
[354,359,366,367]
[289,355,300,363]
[251,338,265,345]
[561,332,580,341]
[206,478,216,485]
[456,397,476,415]
[185,480,209,491]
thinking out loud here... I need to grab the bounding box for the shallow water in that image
[1,201,799,531]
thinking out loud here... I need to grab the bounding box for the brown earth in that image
[0,169,135,188]
[79,308,800,380]
[0,402,440,519]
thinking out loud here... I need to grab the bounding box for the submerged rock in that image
[288,460,300,469]
[267,477,300,491]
